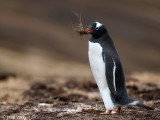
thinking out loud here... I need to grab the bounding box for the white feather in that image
[96,22,102,28]
[88,41,115,110]
[112,59,117,91]
[128,101,138,105]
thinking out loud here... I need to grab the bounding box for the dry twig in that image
[72,12,88,40]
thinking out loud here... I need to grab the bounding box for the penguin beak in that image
[85,28,93,34]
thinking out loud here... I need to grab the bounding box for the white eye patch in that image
[96,22,102,28]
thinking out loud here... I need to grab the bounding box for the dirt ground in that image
[0,74,160,120]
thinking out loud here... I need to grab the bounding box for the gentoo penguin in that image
[86,22,153,114]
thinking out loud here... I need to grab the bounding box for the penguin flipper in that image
[102,51,117,96]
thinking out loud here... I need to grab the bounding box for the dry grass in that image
[72,12,88,40]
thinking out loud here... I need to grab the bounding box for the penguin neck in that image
[89,33,118,56]
[89,33,112,45]
[91,32,108,39]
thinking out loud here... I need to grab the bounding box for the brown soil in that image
[0,75,160,120]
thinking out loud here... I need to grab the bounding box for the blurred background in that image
[0,0,160,79]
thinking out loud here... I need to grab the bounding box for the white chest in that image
[88,41,115,110]
[88,41,106,88]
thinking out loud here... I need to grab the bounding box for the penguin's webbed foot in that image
[111,107,121,115]
[99,110,111,115]
[99,107,121,115]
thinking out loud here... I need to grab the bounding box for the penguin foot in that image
[99,107,121,115]
[99,110,111,115]
[111,107,121,115]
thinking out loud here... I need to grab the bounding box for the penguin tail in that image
[129,101,154,110]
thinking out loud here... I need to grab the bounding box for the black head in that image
[85,22,107,38]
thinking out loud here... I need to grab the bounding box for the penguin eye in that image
[95,27,99,30]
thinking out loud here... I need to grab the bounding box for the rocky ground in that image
[0,74,160,120]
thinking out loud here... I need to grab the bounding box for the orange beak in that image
[85,29,93,34]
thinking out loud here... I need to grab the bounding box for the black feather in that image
[134,102,154,110]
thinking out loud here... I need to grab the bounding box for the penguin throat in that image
[92,33,105,39]
[91,30,107,39]
[92,34,101,39]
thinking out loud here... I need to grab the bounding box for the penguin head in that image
[85,22,107,37]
